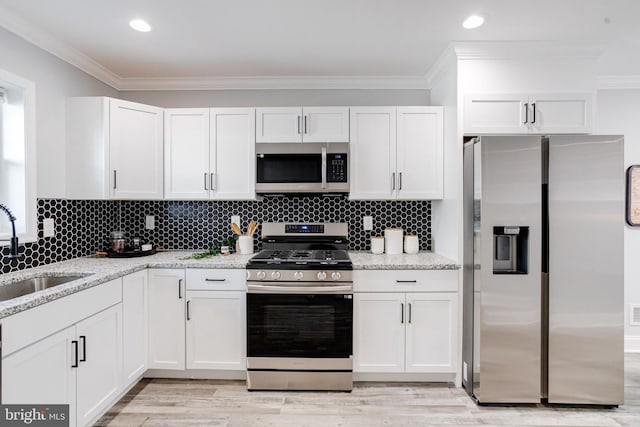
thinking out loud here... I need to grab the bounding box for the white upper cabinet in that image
[164,108,255,200]
[66,97,164,200]
[464,93,592,135]
[164,109,211,200]
[349,107,397,200]
[396,107,444,200]
[528,94,592,134]
[350,106,444,200]
[210,108,256,200]
[256,107,349,143]
[302,107,350,142]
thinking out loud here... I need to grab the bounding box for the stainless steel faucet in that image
[0,203,20,259]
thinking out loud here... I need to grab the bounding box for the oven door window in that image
[247,293,353,358]
[256,154,322,183]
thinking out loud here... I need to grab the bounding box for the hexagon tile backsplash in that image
[1,198,431,274]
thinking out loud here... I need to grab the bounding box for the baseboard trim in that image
[354,372,456,382]
[625,335,640,353]
[144,369,246,380]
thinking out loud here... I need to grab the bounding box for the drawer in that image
[353,270,458,293]
[186,269,246,291]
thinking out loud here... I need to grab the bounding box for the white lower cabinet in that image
[186,290,246,370]
[353,292,405,372]
[2,302,123,427]
[353,270,458,376]
[75,305,123,427]
[2,326,78,425]
[404,293,457,373]
[147,269,186,370]
[122,270,148,386]
[147,268,246,373]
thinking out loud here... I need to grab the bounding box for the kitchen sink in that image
[0,275,88,302]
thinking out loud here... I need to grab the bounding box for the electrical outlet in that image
[145,215,155,230]
[231,215,241,227]
[43,218,55,238]
[363,216,373,231]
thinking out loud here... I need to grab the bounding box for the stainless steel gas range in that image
[245,223,353,391]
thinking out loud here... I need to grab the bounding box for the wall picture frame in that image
[627,165,640,226]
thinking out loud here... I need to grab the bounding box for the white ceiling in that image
[1,0,639,90]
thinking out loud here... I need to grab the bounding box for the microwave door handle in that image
[321,146,327,189]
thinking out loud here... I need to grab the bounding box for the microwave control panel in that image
[327,153,348,182]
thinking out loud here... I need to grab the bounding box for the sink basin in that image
[0,275,88,302]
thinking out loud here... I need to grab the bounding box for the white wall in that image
[429,55,459,261]
[0,27,118,198]
[458,57,597,95]
[596,89,640,349]
[121,89,430,108]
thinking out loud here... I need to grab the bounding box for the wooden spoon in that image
[247,221,258,236]
[231,222,243,236]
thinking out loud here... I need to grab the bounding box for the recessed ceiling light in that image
[462,15,485,29]
[129,19,151,32]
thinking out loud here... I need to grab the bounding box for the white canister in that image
[238,236,254,255]
[370,236,384,254]
[384,228,403,254]
[404,234,419,254]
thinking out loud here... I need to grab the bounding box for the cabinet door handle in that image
[187,300,191,321]
[297,115,301,134]
[178,279,183,299]
[205,278,226,282]
[408,303,412,324]
[304,115,308,134]
[399,172,403,191]
[210,173,216,191]
[79,335,87,362]
[72,340,79,368]
[113,170,117,189]
[524,103,529,124]
[204,173,208,191]
[392,173,396,191]
[401,303,404,324]
[532,103,536,124]
[396,280,417,283]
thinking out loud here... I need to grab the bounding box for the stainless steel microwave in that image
[256,143,349,194]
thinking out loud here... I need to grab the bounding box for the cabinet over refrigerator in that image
[462,135,624,406]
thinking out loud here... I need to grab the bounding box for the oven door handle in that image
[247,283,352,294]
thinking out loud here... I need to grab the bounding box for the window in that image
[0,68,36,243]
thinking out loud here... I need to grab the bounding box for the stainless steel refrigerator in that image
[462,135,624,405]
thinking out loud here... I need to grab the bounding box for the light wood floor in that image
[96,354,640,426]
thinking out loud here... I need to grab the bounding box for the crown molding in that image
[0,4,122,89]
[597,75,640,90]
[116,75,431,91]
[452,41,606,61]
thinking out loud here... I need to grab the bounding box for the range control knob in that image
[331,272,342,281]
[271,271,281,280]
[294,271,304,280]
[256,271,267,280]
[317,271,327,280]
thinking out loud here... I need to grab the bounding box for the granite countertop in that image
[0,250,458,319]
[348,251,459,270]
[0,251,253,319]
